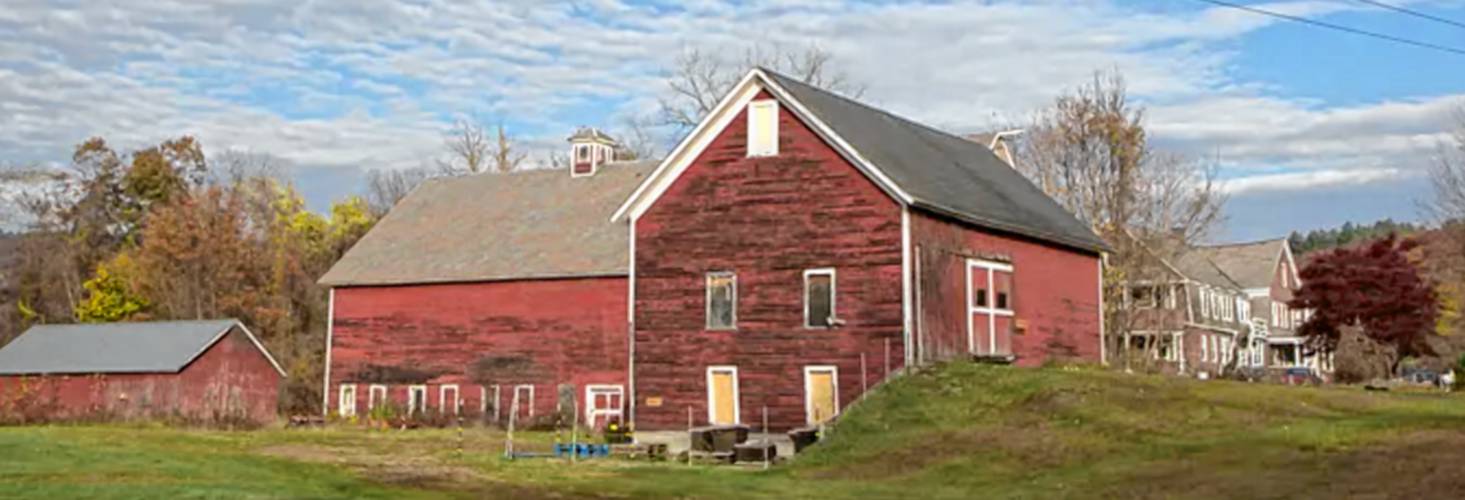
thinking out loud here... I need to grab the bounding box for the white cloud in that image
[1221,167,1409,195]
[0,0,1456,214]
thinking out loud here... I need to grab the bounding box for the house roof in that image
[1174,251,1243,290]
[0,319,284,376]
[758,70,1107,253]
[1190,239,1287,289]
[319,162,656,287]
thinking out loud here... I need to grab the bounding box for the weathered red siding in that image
[328,277,628,422]
[0,328,281,424]
[911,211,1102,367]
[633,91,906,431]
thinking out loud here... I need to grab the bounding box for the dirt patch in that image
[259,443,590,499]
[1309,430,1465,499]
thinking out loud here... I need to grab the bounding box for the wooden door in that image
[806,367,838,425]
[708,368,738,425]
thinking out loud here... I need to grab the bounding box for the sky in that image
[2,0,1464,242]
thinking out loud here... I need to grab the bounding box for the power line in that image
[1353,0,1465,31]
[1196,0,1465,57]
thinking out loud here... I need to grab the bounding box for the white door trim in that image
[706,365,741,425]
[803,365,840,425]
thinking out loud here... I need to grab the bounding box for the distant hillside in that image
[1288,218,1421,256]
[0,168,70,232]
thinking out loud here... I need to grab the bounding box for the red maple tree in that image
[1289,234,1438,374]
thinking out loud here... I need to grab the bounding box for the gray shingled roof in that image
[1191,239,1285,289]
[319,162,656,286]
[0,319,282,376]
[1174,251,1243,290]
[762,70,1108,253]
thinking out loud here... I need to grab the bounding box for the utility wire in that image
[1353,0,1465,31]
[1195,0,1465,57]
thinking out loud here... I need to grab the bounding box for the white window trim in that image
[1200,334,1210,362]
[368,384,386,411]
[803,268,837,329]
[746,99,779,157]
[965,259,1015,355]
[407,385,428,415]
[706,272,738,331]
[439,384,460,415]
[803,365,840,425]
[338,384,357,417]
[584,384,625,427]
[706,365,741,425]
[512,384,535,420]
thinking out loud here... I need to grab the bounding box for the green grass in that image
[4,364,1465,499]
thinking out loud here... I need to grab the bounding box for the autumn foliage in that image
[1289,234,1438,373]
[4,136,375,414]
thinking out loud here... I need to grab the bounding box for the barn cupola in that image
[567,127,619,177]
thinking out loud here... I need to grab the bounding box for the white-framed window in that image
[440,384,460,415]
[706,272,737,330]
[585,384,625,428]
[368,384,387,411]
[1200,334,1210,362]
[338,384,357,417]
[1200,289,1211,319]
[966,258,1016,355]
[746,99,779,157]
[407,385,428,415]
[804,268,837,328]
[512,384,535,420]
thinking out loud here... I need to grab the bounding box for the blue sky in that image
[2,0,1464,241]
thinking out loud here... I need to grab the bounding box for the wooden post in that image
[762,405,770,470]
[505,395,518,460]
[884,338,891,380]
[571,396,580,464]
[456,417,464,459]
[686,406,693,467]
[860,352,868,398]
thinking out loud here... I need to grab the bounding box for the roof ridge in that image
[1197,237,1287,249]
[758,67,982,151]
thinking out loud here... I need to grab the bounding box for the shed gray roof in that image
[762,70,1108,253]
[0,319,284,376]
[319,162,656,286]
[1191,239,1286,289]
[1174,251,1243,290]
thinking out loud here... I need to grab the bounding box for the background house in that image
[0,319,284,424]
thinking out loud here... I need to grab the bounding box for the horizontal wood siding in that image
[634,90,905,431]
[0,328,281,423]
[328,278,627,421]
[912,211,1102,366]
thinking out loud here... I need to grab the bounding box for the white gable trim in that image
[611,68,914,223]
[1279,241,1301,287]
[185,321,287,378]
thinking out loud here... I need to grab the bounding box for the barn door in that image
[707,366,739,425]
[804,366,839,425]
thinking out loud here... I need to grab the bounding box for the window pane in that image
[971,268,989,308]
[707,274,736,329]
[807,274,833,327]
[994,271,1012,310]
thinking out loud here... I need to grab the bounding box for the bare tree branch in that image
[658,43,865,131]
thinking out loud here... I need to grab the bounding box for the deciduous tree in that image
[1289,234,1438,375]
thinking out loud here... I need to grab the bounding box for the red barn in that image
[0,319,284,424]
[321,68,1107,431]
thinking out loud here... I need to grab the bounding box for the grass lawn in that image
[4,364,1465,499]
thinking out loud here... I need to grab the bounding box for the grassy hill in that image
[3,363,1465,499]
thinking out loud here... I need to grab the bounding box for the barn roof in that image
[760,70,1107,253]
[319,162,656,287]
[0,319,284,376]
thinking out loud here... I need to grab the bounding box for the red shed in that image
[0,319,284,424]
